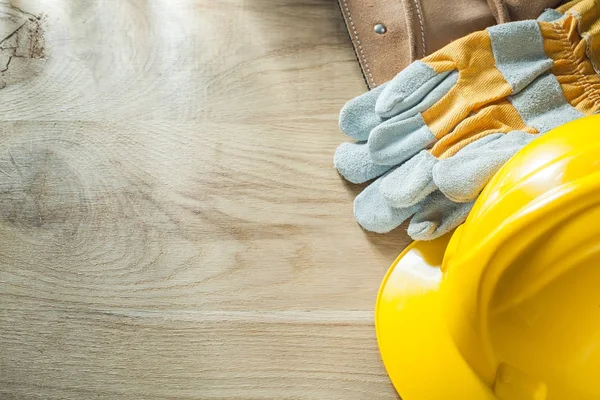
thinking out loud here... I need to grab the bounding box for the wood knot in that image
[0,4,46,88]
[0,141,85,232]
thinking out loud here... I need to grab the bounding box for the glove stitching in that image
[551,18,600,107]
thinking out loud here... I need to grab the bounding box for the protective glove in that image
[437,2,600,201]
[336,0,600,240]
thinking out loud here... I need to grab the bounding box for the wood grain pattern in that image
[0,0,410,398]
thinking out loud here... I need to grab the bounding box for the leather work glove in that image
[335,0,600,240]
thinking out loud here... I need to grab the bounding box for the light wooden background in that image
[0,0,410,398]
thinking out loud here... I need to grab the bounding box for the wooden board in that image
[0,1,410,398]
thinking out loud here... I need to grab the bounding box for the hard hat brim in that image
[375,234,497,400]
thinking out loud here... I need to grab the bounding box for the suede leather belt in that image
[338,0,563,88]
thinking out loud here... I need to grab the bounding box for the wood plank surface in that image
[0,0,410,398]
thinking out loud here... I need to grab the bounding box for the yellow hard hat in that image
[376,114,600,400]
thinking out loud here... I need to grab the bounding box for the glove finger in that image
[379,150,438,207]
[368,113,436,166]
[368,71,458,165]
[407,191,474,241]
[354,174,420,233]
[377,71,461,124]
[334,141,392,184]
[433,131,536,202]
[339,83,387,141]
[375,61,455,118]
